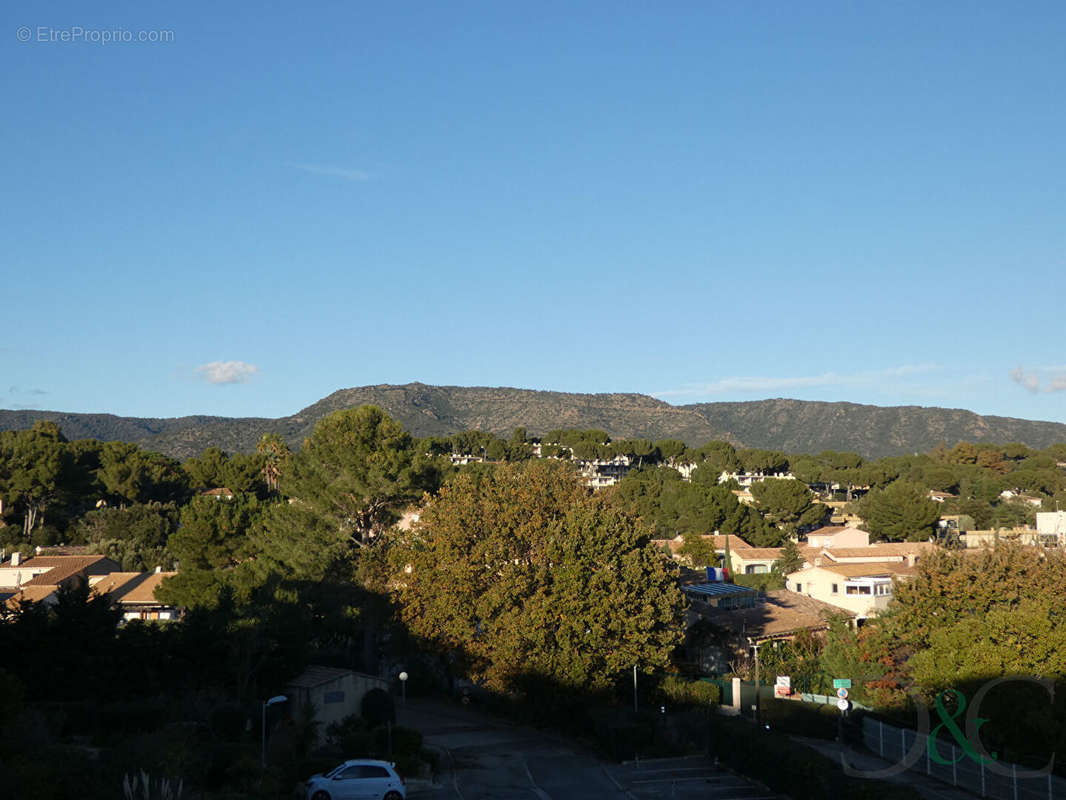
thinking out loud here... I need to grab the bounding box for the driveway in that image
[397,699,778,800]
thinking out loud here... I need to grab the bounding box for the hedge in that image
[707,714,921,800]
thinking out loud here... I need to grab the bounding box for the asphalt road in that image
[397,699,780,800]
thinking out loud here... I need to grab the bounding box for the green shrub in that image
[360,688,395,727]
[707,714,921,800]
[296,758,340,782]
[208,706,246,742]
[372,724,422,760]
[657,675,721,709]
[759,698,840,738]
[734,572,786,591]
[325,715,374,756]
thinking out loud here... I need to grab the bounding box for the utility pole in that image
[633,664,639,713]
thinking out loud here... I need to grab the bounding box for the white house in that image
[286,666,390,743]
[805,526,870,549]
[785,561,916,621]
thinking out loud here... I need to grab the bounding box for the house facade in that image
[784,562,916,620]
[286,666,390,742]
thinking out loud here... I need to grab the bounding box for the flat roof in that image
[682,582,758,598]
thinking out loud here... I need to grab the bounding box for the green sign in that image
[833,679,852,689]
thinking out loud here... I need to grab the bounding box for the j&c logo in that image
[928,688,995,765]
[842,676,1056,780]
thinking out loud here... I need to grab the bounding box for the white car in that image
[304,759,406,800]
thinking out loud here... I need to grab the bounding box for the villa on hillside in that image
[785,561,918,622]
[0,552,180,621]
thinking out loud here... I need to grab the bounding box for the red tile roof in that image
[695,589,844,640]
[113,572,175,604]
[4,584,58,609]
[22,555,119,587]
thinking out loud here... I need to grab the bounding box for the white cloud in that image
[196,361,260,385]
[286,162,370,181]
[654,364,941,399]
[1010,366,1066,394]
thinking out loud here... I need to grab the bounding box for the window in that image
[337,765,390,779]
[324,691,345,704]
[832,583,838,594]
[795,583,802,593]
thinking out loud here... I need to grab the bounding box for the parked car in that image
[304,759,406,800]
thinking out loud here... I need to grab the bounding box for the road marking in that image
[630,777,746,785]
[601,763,640,799]
[522,757,553,800]
[441,745,466,800]
[622,767,723,776]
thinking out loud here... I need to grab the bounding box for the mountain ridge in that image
[3,383,1065,460]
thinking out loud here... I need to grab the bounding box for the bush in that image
[325,715,374,756]
[759,698,840,738]
[360,688,395,727]
[657,676,721,709]
[297,758,340,782]
[734,572,786,592]
[208,706,246,742]
[708,714,921,800]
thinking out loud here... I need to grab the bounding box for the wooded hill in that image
[3,383,1065,459]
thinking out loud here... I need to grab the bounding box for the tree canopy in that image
[750,478,828,533]
[857,480,940,541]
[392,460,684,692]
[257,406,440,582]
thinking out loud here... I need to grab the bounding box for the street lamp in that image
[261,695,287,768]
[398,671,408,705]
[748,639,762,727]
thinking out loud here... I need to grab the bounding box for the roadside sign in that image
[833,678,851,689]
[776,676,790,689]
[837,688,848,699]
[837,698,849,711]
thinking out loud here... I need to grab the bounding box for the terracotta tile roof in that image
[4,584,58,609]
[820,542,934,560]
[695,589,843,640]
[28,545,95,556]
[814,561,918,578]
[22,555,119,587]
[287,665,354,689]
[651,534,752,554]
[113,572,175,604]
[201,487,234,498]
[89,572,145,597]
[730,546,784,560]
[809,525,850,535]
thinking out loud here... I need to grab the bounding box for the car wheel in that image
[311,792,331,800]
[384,792,403,800]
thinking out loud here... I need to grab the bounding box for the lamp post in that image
[261,695,287,768]
[398,671,408,705]
[749,639,761,727]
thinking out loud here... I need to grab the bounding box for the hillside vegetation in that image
[3,383,1066,459]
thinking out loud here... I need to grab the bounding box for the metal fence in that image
[861,716,1066,800]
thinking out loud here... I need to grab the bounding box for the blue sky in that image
[3,1,1065,423]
